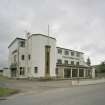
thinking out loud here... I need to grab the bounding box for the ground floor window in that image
[34,67,38,73]
[72,69,78,77]
[56,68,58,75]
[79,69,84,77]
[64,69,71,78]
[20,67,25,75]
[86,69,90,77]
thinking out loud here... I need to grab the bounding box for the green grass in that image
[0,87,18,97]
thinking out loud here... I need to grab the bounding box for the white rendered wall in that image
[8,40,19,66]
[56,48,85,66]
[28,35,56,78]
[8,39,27,78]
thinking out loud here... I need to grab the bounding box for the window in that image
[34,67,38,73]
[76,62,79,65]
[20,41,25,47]
[14,55,16,63]
[21,55,24,60]
[57,59,62,64]
[28,54,31,60]
[65,50,69,55]
[71,61,74,65]
[58,49,62,54]
[64,60,68,65]
[20,67,25,75]
[56,68,58,75]
[71,51,74,56]
[76,52,80,57]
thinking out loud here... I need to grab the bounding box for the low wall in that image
[72,78,105,86]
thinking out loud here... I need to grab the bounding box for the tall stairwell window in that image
[45,45,51,76]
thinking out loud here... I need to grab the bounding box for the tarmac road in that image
[0,83,105,105]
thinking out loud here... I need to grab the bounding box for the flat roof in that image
[31,34,56,40]
[8,38,25,48]
[8,34,83,54]
[8,34,56,48]
[56,47,84,54]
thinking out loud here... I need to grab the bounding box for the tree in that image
[98,61,105,73]
[86,57,91,66]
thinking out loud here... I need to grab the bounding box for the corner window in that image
[21,55,25,60]
[65,50,69,55]
[20,41,25,47]
[34,67,38,73]
[58,49,62,54]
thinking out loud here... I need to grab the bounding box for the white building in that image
[8,34,92,79]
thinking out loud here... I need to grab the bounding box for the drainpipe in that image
[17,42,20,78]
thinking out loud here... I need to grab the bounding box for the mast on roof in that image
[48,24,50,45]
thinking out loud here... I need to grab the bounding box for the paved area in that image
[0,82,105,105]
[0,79,72,94]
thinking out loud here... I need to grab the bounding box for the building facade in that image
[8,34,92,79]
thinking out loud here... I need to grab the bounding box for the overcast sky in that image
[0,0,105,67]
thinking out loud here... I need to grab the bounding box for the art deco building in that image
[8,34,92,79]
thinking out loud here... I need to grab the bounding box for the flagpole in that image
[48,24,50,45]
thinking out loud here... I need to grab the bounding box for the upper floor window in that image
[58,49,62,54]
[71,61,74,65]
[71,51,74,56]
[57,59,62,64]
[20,41,25,47]
[76,52,80,57]
[28,54,31,60]
[64,60,68,65]
[14,55,16,63]
[21,55,25,60]
[76,62,79,65]
[64,50,69,55]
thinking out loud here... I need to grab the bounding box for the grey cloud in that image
[0,0,105,66]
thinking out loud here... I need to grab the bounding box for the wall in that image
[28,34,56,78]
[56,48,85,66]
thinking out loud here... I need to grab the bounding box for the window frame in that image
[76,52,80,57]
[20,41,25,47]
[71,51,74,56]
[64,60,68,65]
[64,50,69,55]
[58,49,62,54]
[21,55,25,60]
[28,54,31,60]
[71,61,74,65]
[57,59,62,64]
[34,67,38,73]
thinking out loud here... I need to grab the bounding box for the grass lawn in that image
[0,87,18,97]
